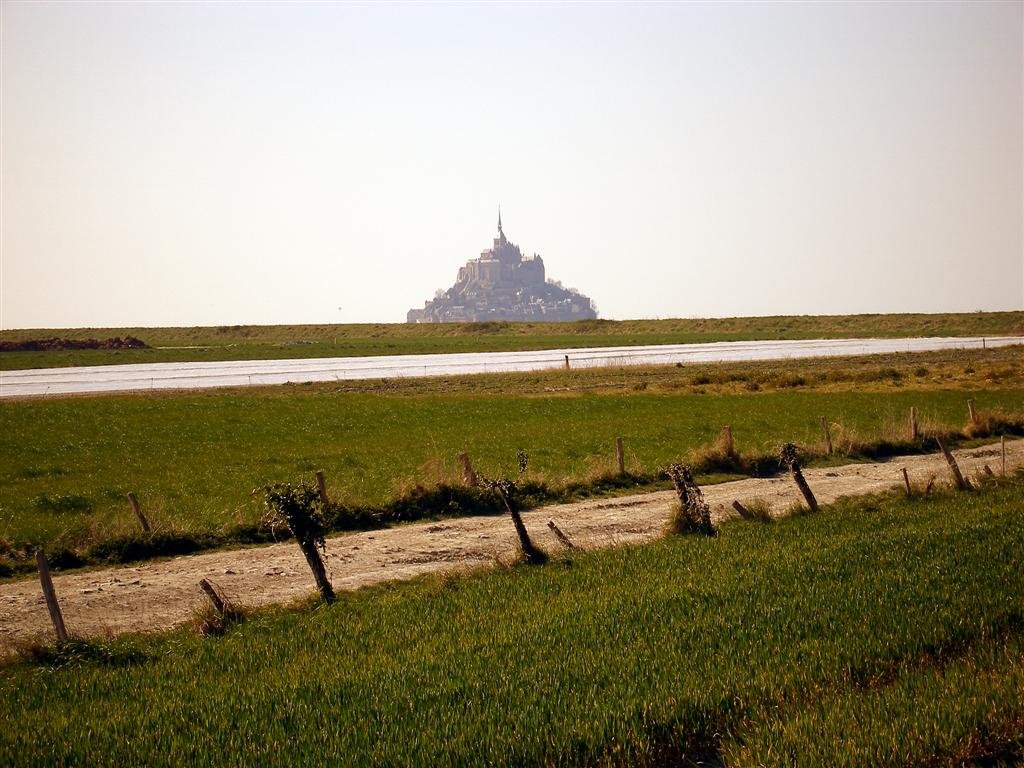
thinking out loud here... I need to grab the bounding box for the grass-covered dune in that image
[2,310,1021,370]
[3,480,1022,766]
[1,347,1022,574]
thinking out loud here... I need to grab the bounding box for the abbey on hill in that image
[407,212,597,323]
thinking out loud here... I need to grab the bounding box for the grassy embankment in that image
[1,346,1022,575]
[3,479,1023,766]
[1,310,1021,370]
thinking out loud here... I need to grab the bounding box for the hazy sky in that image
[2,1,1022,329]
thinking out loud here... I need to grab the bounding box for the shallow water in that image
[1,335,1020,398]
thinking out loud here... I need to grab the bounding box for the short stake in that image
[820,416,833,455]
[563,354,570,370]
[935,436,968,491]
[127,492,150,533]
[458,452,478,486]
[36,549,68,643]
[615,437,625,475]
[547,520,577,550]
[967,399,978,425]
[315,471,329,505]
[732,500,755,521]
[901,467,912,497]
[199,578,230,615]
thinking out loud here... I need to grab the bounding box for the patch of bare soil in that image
[1,441,1020,650]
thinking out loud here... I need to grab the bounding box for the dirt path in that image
[1,440,1019,650]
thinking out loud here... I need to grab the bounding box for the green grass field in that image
[2,311,1021,370]
[1,348,1022,573]
[3,480,1022,766]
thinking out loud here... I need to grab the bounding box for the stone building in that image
[407,212,597,323]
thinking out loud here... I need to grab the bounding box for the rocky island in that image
[407,212,597,323]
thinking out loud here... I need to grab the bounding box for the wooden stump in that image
[820,416,833,455]
[615,437,625,475]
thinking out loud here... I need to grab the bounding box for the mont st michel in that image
[407,212,597,323]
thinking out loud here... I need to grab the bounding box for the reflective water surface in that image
[1,336,1020,398]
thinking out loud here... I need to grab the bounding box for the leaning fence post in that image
[547,520,577,550]
[615,437,625,475]
[199,578,230,615]
[901,467,911,497]
[780,443,819,513]
[315,471,329,505]
[820,417,833,455]
[35,549,68,643]
[935,436,968,491]
[732,500,755,521]
[126,492,150,533]
[967,399,978,425]
[910,406,918,441]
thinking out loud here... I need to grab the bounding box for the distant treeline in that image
[0,336,148,352]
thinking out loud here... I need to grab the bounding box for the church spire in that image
[497,205,503,234]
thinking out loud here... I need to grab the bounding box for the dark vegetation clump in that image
[664,463,715,536]
[262,482,335,601]
[17,637,150,669]
[963,409,1024,440]
[0,336,148,352]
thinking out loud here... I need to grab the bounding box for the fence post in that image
[547,520,577,549]
[315,471,329,505]
[820,417,833,455]
[781,443,819,513]
[35,550,68,643]
[935,436,968,491]
[199,578,230,615]
[458,452,478,486]
[615,437,625,475]
[563,354,570,370]
[967,399,978,425]
[901,467,911,496]
[722,425,734,456]
[127,492,150,533]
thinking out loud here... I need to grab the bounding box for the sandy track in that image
[1,440,1020,649]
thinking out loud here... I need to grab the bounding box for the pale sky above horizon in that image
[2,1,1022,330]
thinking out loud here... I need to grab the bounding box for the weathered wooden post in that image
[722,425,734,456]
[935,436,968,491]
[458,452,478,486]
[315,471,329,505]
[126,492,150,533]
[563,354,570,370]
[967,399,978,425]
[732,500,755,521]
[615,437,625,475]
[820,417,833,455]
[547,520,577,550]
[35,550,68,643]
[910,406,919,441]
[901,467,911,497]
[780,443,819,513]
[199,578,230,615]
[492,479,546,564]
